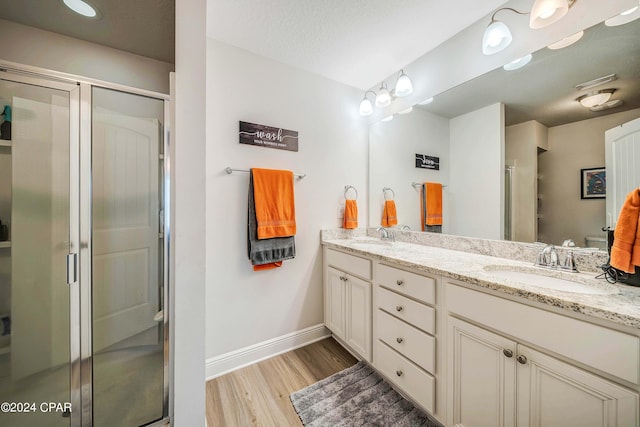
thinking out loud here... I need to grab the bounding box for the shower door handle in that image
[66,253,78,284]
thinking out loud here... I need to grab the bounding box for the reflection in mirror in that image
[369,17,640,250]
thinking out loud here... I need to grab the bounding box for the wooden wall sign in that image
[415,154,439,170]
[239,121,298,152]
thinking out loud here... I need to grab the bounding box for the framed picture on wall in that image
[580,167,606,199]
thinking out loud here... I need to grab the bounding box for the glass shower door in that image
[0,75,77,427]
[90,87,165,427]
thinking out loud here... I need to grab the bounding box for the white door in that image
[325,267,346,340]
[517,345,639,427]
[346,274,371,361]
[605,117,640,228]
[447,316,517,427]
[92,109,160,351]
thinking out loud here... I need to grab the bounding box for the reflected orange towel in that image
[381,200,398,227]
[252,168,296,239]
[343,199,358,229]
[425,182,443,226]
[611,188,640,273]
[253,262,282,271]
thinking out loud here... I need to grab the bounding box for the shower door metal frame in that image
[0,61,172,427]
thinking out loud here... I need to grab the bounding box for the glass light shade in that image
[579,92,612,108]
[530,0,568,29]
[62,0,98,17]
[394,73,413,97]
[503,53,532,71]
[548,31,583,49]
[359,97,373,116]
[375,87,392,108]
[482,21,513,55]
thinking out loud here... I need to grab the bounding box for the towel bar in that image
[225,167,306,179]
[382,187,395,199]
[412,182,447,189]
[344,185,358,200]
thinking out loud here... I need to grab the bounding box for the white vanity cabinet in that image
[324,248,372,361]
[373,263,438,414]
[446,283,640,427]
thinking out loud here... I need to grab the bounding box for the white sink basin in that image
[483,267,617,295]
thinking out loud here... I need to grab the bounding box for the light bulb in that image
[394,72,413,97]
[482,21,513,55]
[375,86,391,108]
[359,97,373,116]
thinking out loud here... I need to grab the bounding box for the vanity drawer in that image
[377,310,435,373]
[377,264,435,305]
[377,286,435,334]
[446,283,640,384]
[325,248,371,280]
[376,340,435,414]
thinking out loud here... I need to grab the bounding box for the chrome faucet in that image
[377,226,395,242]
[535,244,578,272]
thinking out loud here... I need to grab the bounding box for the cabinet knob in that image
[396,370,403,377]
[517,354,528,365]
[396,279,404,286]
[503,349,513,358]
[396,337,404,344]
[395,305,404,312]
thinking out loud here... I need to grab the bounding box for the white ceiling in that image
[206,0,509,90]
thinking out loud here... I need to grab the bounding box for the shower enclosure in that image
[0,67,170,427]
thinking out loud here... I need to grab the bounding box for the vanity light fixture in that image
[577,89,615,108]
[359,91,376,116]
[375,83,392,108]
[503,53,532,71]
[62,0,100,18]
[482,8,527,55]
[393,70,413,97]
[547,30,583,49]
[529,0,577,29]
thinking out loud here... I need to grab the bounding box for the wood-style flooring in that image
[206,337,357,426]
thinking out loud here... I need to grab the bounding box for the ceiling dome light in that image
[62,0,99,18]
[530,0,572,29]
[503,53,533,71]
[394,70,413,97]
[577,90,615,108]
[548,30,583,49]
[375,83,392,108]
[482,20,513,55]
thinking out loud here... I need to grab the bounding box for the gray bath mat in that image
[290,361,443,426]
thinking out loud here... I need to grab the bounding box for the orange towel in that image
[611,188,640,273]
[343,199,358,229]
[252,168,296,239]
[381,200,398,227]
[425,182,443,226]
[253,262,282,271]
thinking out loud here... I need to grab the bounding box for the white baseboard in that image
[205,323,330,380]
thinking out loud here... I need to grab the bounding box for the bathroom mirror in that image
[368,16,640,249]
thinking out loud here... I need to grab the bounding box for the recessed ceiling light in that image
[62,0,100,18]
[503,54,533,71]
[548,30,584,49]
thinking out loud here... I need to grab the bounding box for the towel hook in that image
[382,187,395,200]
[344,185,358,200]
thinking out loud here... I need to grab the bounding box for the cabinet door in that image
[325,266,346,340]
[517,345,639,427]
[346,274,371,361]
[447,317,517,427]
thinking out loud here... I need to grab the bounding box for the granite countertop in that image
[322,236,640,330]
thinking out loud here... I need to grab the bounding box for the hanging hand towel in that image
[610,188,640,273]
[252,168,296,239]
[381,200,398,227]
[248,169,296,271]
[421,183,443,233]
[343,199,358,229]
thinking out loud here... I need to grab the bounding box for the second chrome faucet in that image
[535,244,578,272]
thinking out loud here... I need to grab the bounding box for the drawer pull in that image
[396,370,403,377]
[396,337,404,344]
[396,279,404,286]
[517,354,528,365]
[395,305,404,312]
[503,349,513,358]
